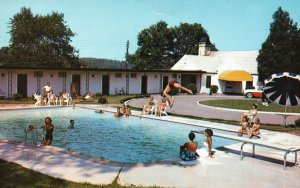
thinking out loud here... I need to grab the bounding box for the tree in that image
[0,47,9,63]
[173,23,209,62]
[257,7,300,81]
[133,21,174,69]
[130,21,217,70]
[8,7,79,67]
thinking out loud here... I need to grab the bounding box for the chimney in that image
[198,37,211,56]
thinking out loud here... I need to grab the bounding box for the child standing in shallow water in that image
[204,129,214,158]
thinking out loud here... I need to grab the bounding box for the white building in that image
[171,37,260,94]
[0,66,204,98]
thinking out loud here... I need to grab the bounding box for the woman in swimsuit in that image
[179,132,199,161]
[43,117,54,146]
[161,80,193,108]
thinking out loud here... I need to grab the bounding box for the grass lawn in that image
[0,159,160,188]
[0,95,146,105]
[199,99,300,113]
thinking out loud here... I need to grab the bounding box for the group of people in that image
[238,103,261,138]
[114,104,131,117]
[180,129,214,161]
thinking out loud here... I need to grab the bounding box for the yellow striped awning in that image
[218,70,253,81]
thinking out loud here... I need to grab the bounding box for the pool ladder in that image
[23,125,45,160]
[24,125,40,146]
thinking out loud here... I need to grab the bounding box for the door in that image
[141,76,147,94]
[102,75,110,95]
[72,75,81,96]
[17,74,27,98]
[163,76,169,90]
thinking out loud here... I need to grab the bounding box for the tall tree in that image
[8,7,79,67]
[130,22,217,70]
[133,21,174,69]
[257,7,300,81]
[173,23,209,62]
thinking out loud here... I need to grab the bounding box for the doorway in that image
[163,76,169,90]
[141,76,147,94]
[72,75,81,96]
[102,75,110,95]
[17,74,27,98]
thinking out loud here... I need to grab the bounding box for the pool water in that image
[0,107,236,162]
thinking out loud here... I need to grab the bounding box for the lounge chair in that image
[59,93,72,105]
[115,87,125,95]
[142,100,157,115]
[156,101,169,116]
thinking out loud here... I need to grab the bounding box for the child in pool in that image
[204,129,214,158]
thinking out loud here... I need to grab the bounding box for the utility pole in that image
[126,40,129,70]
[125,40,130,94]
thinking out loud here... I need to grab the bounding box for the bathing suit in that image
[180,150,197,161]
[168,80,177,89]
[45,125,54,140]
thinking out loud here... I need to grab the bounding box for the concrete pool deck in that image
[0,103,300,187]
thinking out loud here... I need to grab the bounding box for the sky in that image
[0,0,300,61]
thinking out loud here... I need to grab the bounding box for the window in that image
[130,73,137,78]
[246,81,254,89]
[206,76,211,88]
[115,73,122,78]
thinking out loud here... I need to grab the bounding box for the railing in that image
[191,130,300,169]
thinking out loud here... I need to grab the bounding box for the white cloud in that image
[152,10,170,17]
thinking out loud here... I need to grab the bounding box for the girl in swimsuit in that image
[161,80,193,108]
[204,129,214,158]
[248,118,261,138]
[43,117,54,146]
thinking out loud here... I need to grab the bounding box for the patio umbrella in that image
[263,72,300,127]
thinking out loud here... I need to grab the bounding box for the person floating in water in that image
[69,119,74,129]
[42,117,54,146]
[161,80,193,108]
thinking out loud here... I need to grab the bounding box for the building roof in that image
[171,50,259,74]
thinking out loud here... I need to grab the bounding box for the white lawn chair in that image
[60,93,72,105]
[142,100,157,115]
[33,93,43,106]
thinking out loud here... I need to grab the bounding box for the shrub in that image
[94,92,102,97]
[170,88,179,96]
[295,118,300,127]
[210,85,218,93]
[13,93,23,101]
[187,83,197,94]
[98,96,108,104]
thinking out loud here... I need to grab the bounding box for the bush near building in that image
[187,83,197,94]
[210,85,218,93]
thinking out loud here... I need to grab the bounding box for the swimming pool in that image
[0,107,236,162]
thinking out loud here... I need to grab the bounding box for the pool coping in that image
[1,104,300,187]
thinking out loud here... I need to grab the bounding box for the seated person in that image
[142,96,156,115]
[82,92,93,101]
[156,97,167,116]
[241,103,257,124]
[60,91,68,104]
[122,105,131,117]
[237,115,249,137]
[248,118,261,138]
[179,132,199,161]
[114,107,124,118]
[99,109,104,113]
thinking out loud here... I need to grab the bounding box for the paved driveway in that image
[127,94,300,125]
